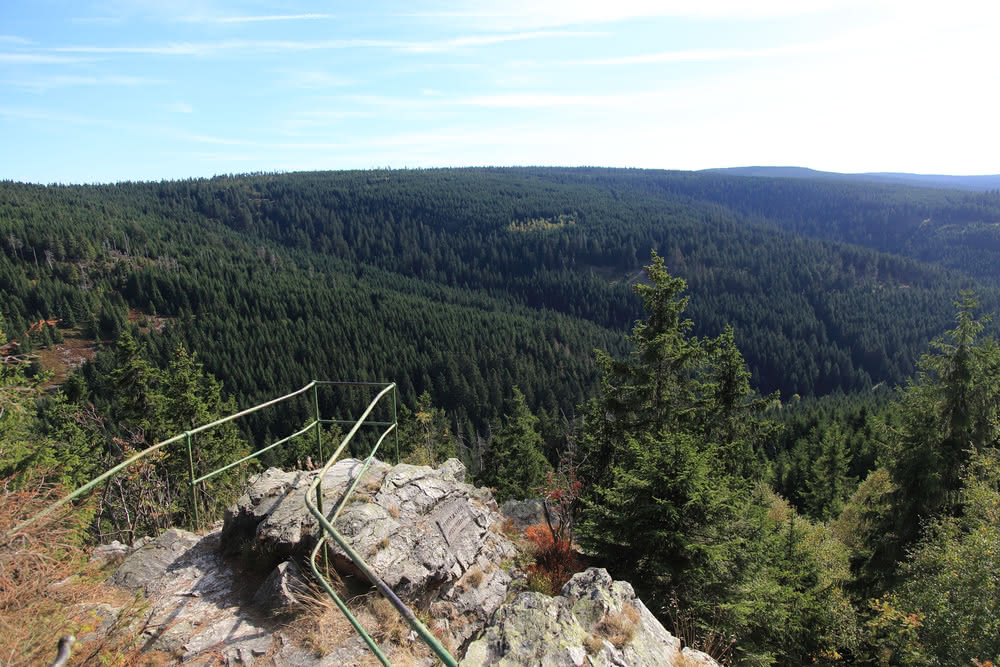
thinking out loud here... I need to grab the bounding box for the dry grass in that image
[666,596,736,665]
[674,649,702,667]
[584,632,605,655]
[288,578,456,666]
[0,478,148,666]
[497,517,518,538]
[464,565,484,589]
[361,596,409,645]
[360,472,385,496]
[386,503,400,519]
[593,604,640,650]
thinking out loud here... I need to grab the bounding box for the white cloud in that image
[562,43,823,66]
[0,106,98,124]
[5,75,159,91]
[49,30,595,57]
[0,52,92,64]
[454,92,678,109]
[402,0,882,30]
[69,16,124,25]
[281,70,353,89]
[0,35,33,45]
[176,13,333,24]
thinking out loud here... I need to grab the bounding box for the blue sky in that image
[2,0,998,183]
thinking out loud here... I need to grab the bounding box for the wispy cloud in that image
[279,109,375,136]
[281,70,353,89]
[69,16,125,25]
[454,92,672,108]
[5,75,160,91]
[0,52,93,64]
[562,43,822,66]
[168,131,256,146]
[177,13,333,24]
[0,35,33,45]
[50,30,596,57]
[332,90,681,112]
[402,0,875,30]
[0,106,98,124]
[52,43,213,56]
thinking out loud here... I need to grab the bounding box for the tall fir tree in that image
[478,387,550,503]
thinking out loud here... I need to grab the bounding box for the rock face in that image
[99,459,704,666]
[462,568,720,667]
[221,457,517,649]
[109,528,278,664]
[500,497,559,532]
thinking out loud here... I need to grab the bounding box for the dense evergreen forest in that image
[4,167,999,424]
[4,167,1000,663]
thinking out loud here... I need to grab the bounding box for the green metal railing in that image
[4,380,458,667]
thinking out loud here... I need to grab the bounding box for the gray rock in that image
[89,540,130,567]
[110,528,201,593]
[500,497,560,532]
[461,567,720,667]
[109,528,279,664]
[253,559,308,615]
[105,461,709,666]
[222,457,517,650]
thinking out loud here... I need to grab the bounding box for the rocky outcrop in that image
[96,459,709,666]
[463,568,719,667]
[221,458,516,648]
[108,528,278,664]
[500,497,560,532]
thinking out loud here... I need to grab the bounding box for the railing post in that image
[186,431,199,531]
[393,384,400,465]
[313,382,327,572]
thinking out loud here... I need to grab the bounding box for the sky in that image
[2,0,999,184]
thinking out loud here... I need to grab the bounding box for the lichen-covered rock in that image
[500,498,558,532]
[253,559,308,616]
[110,528,201,592]
[461,568,720,667]
[221,458,517,649]
[88,540,131,567]
[110,529,278,665]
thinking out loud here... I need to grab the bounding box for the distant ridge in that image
[703,166,1000,191]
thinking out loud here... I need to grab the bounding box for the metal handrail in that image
[5,379,455,666]
[304,382,458,667]
[4,381,321,540]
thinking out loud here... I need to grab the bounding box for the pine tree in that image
[803,424,854,521]
[396,391,457,467]
[576,252,777,621]
[479,387,550,503]
[866,293,1000,588]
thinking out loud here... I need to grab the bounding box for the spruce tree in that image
[576,252,777,624]
[866,293,1000,589]
[479,387,549,503]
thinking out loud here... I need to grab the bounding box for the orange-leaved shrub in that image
[523,522,583,596]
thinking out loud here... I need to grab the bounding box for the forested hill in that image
[705,165,1000,192]
[2,167,999,432]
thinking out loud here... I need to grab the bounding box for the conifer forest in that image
[5,167,1000,664]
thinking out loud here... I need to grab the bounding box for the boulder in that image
[110,528,277,664]
[253,559,308,616]
[221,458,517,649]
[88,540,130,567]
[461,568,720,667]
[500,497,562,533]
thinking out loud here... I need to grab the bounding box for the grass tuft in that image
[594,604,640,649]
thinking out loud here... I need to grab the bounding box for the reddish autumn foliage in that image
[523,522,583,595]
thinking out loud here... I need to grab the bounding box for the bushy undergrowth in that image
[0,477,146,666]
[522,521,584,596]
